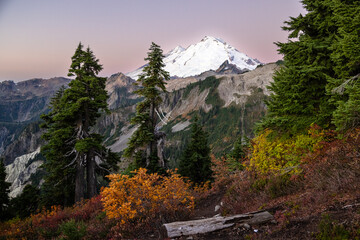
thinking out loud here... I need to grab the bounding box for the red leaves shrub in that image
[0,195,112,239]
[300,128,360,212]
[210,127,360,218]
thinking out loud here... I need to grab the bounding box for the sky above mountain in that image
[0,0,306,82]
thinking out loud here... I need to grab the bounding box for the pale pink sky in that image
[0,0,306,82]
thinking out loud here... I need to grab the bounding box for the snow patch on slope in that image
[171,120,191,133]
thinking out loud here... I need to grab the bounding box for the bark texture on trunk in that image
[75,158,85,202]
[86,151,97,199]
[162,211,273,238]
[146,101,158,167]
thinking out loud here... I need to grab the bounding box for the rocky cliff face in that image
[107,63,279,165]
[5,147,42,198]
[2,122,44,165]
[0,77,71,157]
[0,77,71,101]
[105,73,138,110]
[161,63,276,119]
[0,126,10,153]
[217,63,275,107]
[215,60,247,75]
[0,77,71,123]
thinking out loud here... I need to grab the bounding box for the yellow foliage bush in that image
[101,168,195,225]
[247,125,325,177]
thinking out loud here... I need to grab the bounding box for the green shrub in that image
[59,219,86,240]
[316,214,350,240]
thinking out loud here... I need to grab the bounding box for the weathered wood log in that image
[162,211,273,238]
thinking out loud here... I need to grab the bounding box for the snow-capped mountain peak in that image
[201,36,225,44]
[127,36,262,80]
[166,45,185,57]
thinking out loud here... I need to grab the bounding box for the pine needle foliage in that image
[258,0,360,133]
[178,116,212,184]
[124,42,170,173]
[41,43,118,205]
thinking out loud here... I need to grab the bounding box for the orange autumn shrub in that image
[101,168,195,226]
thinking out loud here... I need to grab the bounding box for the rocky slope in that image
[105,72,138,110]
[5,148,42,198]
[0,77,71,122]
[1,62,278,197]
[105,63,279,167]
[0,73,137,160]
[0,77,71,158]
[2,122,44,165]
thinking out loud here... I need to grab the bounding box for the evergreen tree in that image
[332,79,360,130]
[328,0,360,130]
[258,0,360,133]
[178,117,212,184]
[228,135,245,160]
[226,135,246,171]
[41,43,118,204]
[41,86,75,207]
[10,184,40,219]
[124,42,170,173]
[0,159,10,220]
[258,0,338,134]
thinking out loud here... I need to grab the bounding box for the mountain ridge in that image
[127,36,262,80]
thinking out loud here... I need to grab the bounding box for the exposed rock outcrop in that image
[2,123,44,165]
[0,77,70,101]
[217,63,277,107]
[105,73,138,110]
[216,60,247,75]
[5,148,42,198]
[0,77,71,159]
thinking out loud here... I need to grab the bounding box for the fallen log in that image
[162,210,273,238]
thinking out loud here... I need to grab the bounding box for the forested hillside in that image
[1,0,360,239]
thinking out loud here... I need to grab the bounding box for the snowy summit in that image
[127,36,262,80]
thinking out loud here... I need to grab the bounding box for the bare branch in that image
[65,149,76,157]
[332,74,360,95]
[63,155,77,169]
[95,160,110,172]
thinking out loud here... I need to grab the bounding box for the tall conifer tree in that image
[329,0,360,130]
[258,0,360,133]
[41,43,118,204]
[41,86,75,206]
[258,0,338,133]
[124,42,170,172]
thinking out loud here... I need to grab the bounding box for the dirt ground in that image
[163,194,360,240]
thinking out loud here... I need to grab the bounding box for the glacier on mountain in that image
[127,36,262,80]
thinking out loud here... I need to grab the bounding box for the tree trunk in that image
[156,131,166,168]
[162,211,273,238]
[86,151,97,199]
[75,157,85,202]
[146,101,157,167]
